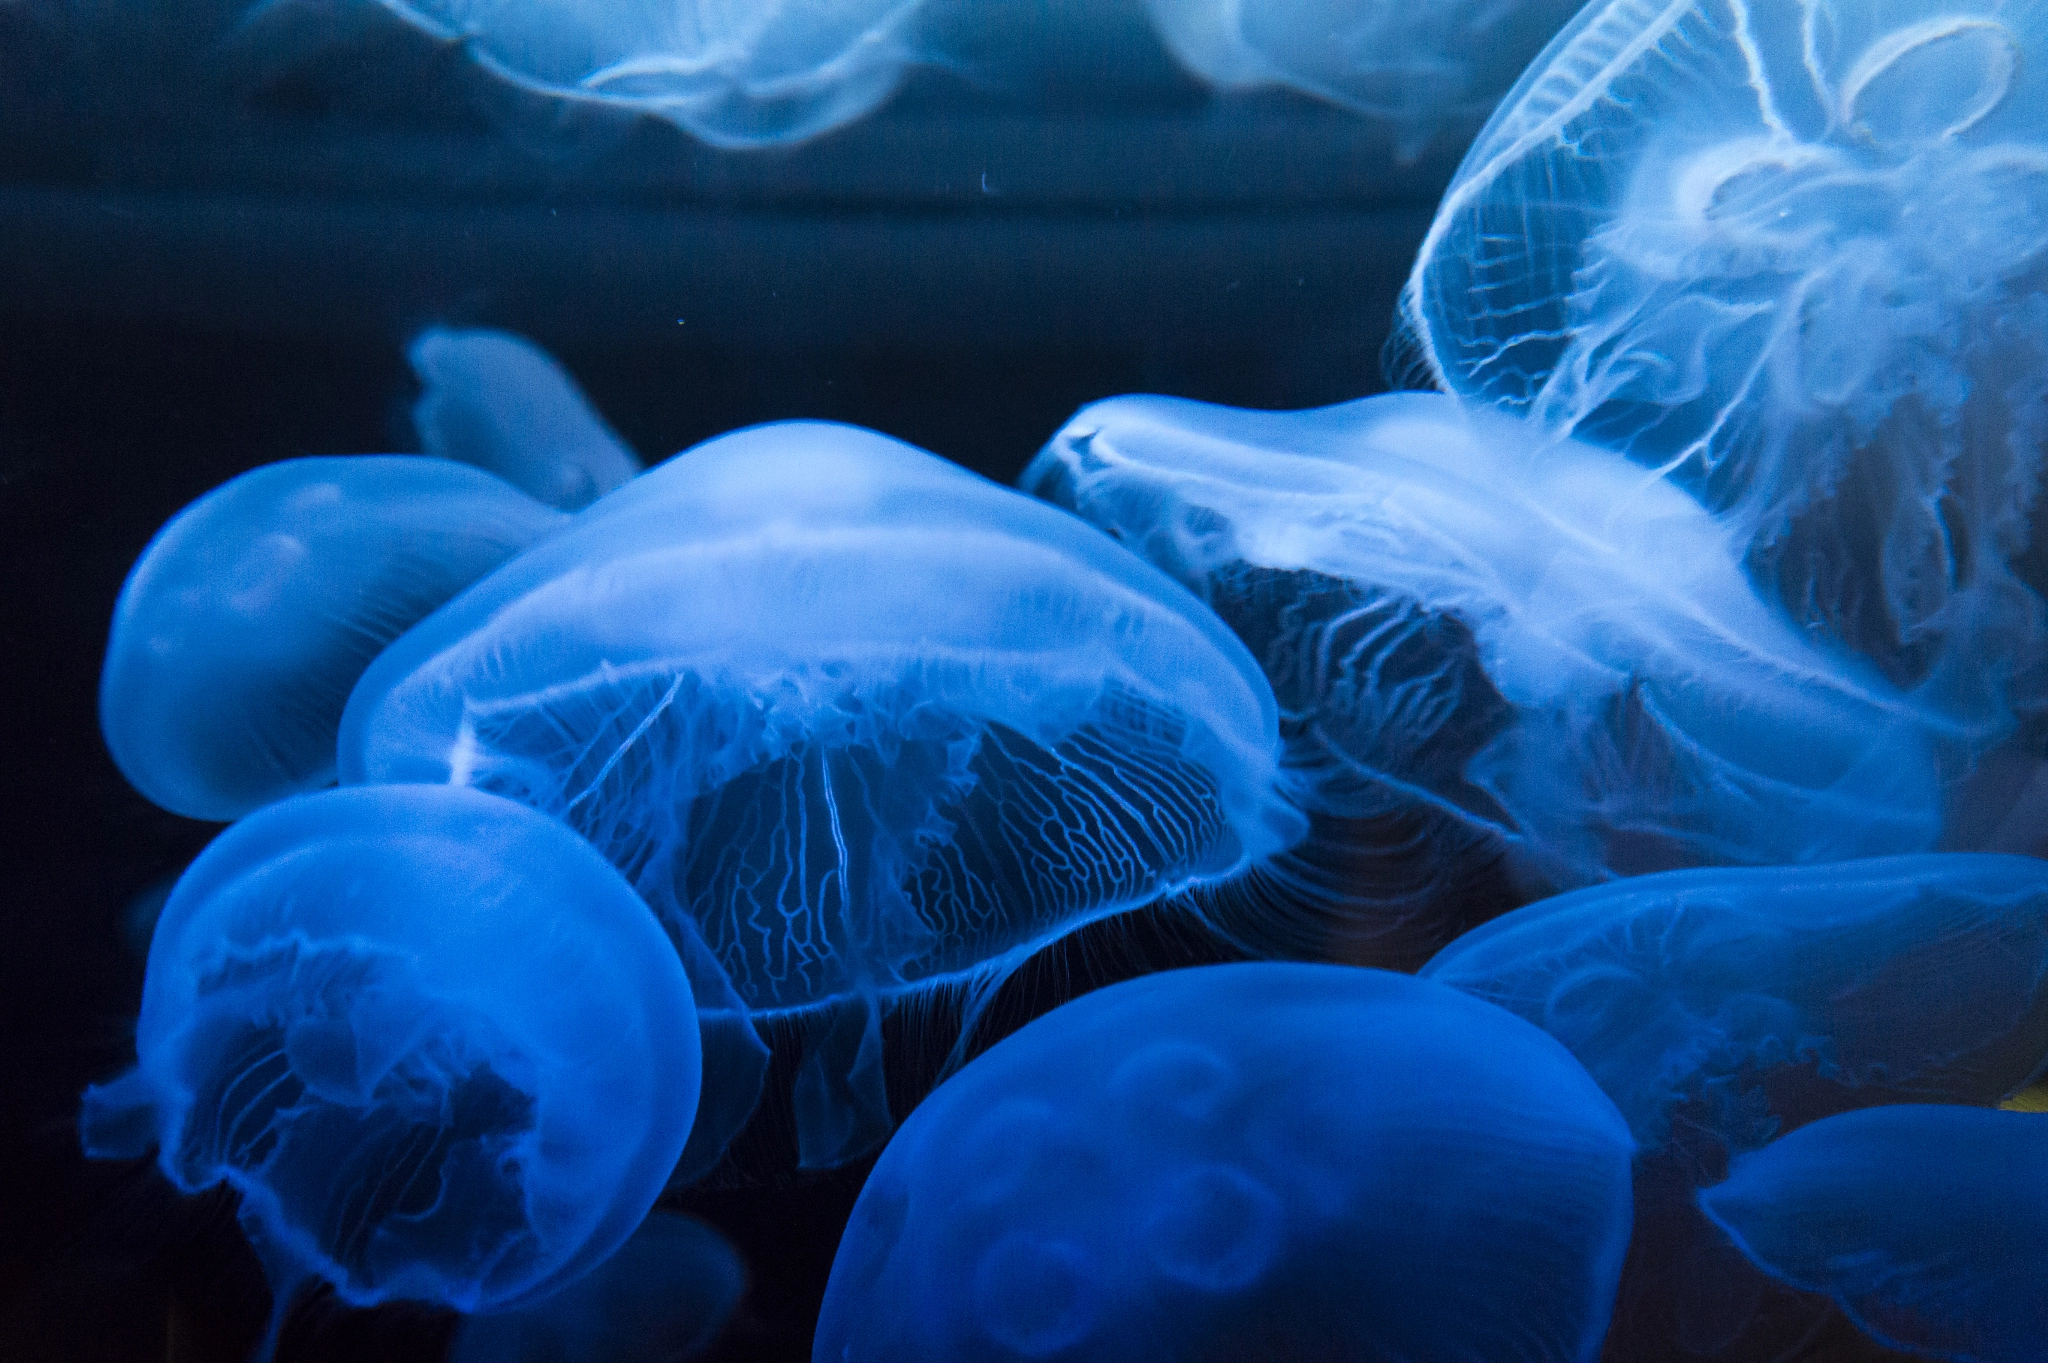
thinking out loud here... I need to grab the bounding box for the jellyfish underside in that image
[815,962,1635,1362]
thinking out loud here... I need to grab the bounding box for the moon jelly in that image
[77,785,700,1335]
[1702,1104,2048,1363]
[452,1211,745,1363]
[1026,391,1943,961]
[1423,854,2048,1153]
[1141,0,1582,155]
[1402,0,2048,714]
[815,962,1635,1363]
[364,0,928,147]
[341,420,1298,1166]
[409,327,640,512]
[101,456,564,822]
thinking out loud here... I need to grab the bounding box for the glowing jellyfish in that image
[77,785,700,1349]
[359,0,928,147]
[101,456,564,822]
[1141,0,1582,155]
[452,1211,745,1363]
[1422,853,2048,1152]
[1702,1104,2047,1363]
[1026,391,1945,962]
[408,327,640,512]
[1401,0,2048,716]
[815,961,1634,1362]
[340,420,1299,1167]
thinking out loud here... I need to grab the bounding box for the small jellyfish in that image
[77,785,700,1346]
[1701,1104,2048,1363]
[340,420,1299,1167]
[360,0,929,147]
[1401,0,2048,721]
[451,1211,745,1363]
[1140,0,1582,156]
[408,327,641,512]
[1026,391,1945,961]
[101,456,564,822]
[814,961,1635,1362]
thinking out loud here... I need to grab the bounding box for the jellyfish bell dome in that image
[78,784,701,1320]
[1401,0,2048,722]
[815,961,1636,1362]
[340,419,1299,1164]
[100,455,564,822]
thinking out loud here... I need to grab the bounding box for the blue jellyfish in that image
[815,962,1635,1362]
[77,785,701,1351]
[1401,0,2048,720]
[452,1211,745,1363]
[100,456,564,822]
[358,0,929,148]
[408,327,640,512]
[1140,0,1582,157]
[1026,390,1946,961]
[339,420,1299,1167]
[1701,1104,2048,1363]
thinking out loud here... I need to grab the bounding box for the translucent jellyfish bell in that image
[815,962,1635,1362]
[1141,0,1583,155]
[1701,1105,2048,1363]
[1026,391,1944,959]
[340,420,1298,1166]
[357,0,928,147]
[452,1211,745,1363]
[78,785,700,1339]
[408,327,640,512]
[1402,0,2048,714]
[101,457,564,822]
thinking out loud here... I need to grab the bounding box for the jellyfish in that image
[1140,0,1582,156]
[1400,0,2048,726]
[339,419,1299,1167]
[77,784,701,1352]
[1701,1104,2048,1363]
[1025,390,1945,962]
[348,0,930,148]
[408,327,640,512]
[1424,853,2048,1360]
[451,1211,745,1363]
[100,456,564,822]
[815,961,1634,1362]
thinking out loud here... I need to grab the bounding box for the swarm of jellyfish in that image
[73,0,2048,1357]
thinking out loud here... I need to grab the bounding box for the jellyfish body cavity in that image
[409,327,640,511]
[452,1211,745,1363]
[341,419,1298,1166]
[101,456,564,822]
[1402,0,2048,715]
[814,961,1635,1362]
[1026,390,1943,959]
[1701,1104,2048,1363]
[77,784,700,1319]
[364,0,928,147]
[1422,853,2048,1154]
[1141,0,1583,153]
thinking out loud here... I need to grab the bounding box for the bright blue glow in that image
[1026,391,1945,951]
[1141,0,1582,154]
[340,420,1299,1165]
[357,0,927,148]
[1422,854,2048,1152]
[78,785,700,1322]
[1702,1104,2046,1363]
[452,1211,745,1363]
[1402,0,2048,716]
[408,327,641,512]
[101,456,563,822]
[815,962,1635,1362]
